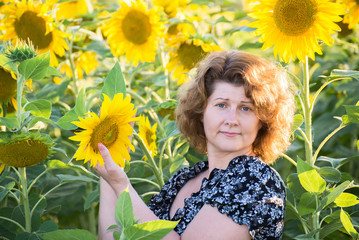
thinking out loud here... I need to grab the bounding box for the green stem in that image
[281,153,297,167]
[18,167,31,232]
[16,74,25,127]
[129,177,160,190]
[66,36,78,96]
[303,57,313,166]
[133,132,164,188]
[313,198,320,239]
[30,183,65,218]
[86,182,97,235]
[313,124,346,163]
[0,216,26,232]
[310,78,346,114]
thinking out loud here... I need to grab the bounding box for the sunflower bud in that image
[4,39,38,63]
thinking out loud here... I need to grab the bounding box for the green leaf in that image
[0,182,15,201]
[287,174,306,200]
[56,174,97,184]
[28,116,55,129]
[24,99,52,119]
[340,209,358,239]
[18,52,50,80]
[317,167,341,183]
[47,160,98,178]
[285,202,301,221]
[319,219,342,239]
[124,220,179,240]
[36,220,58,234]
[292,114,304,132]
[46,66,61,77]
[75,88,86,116]
[0,54,17,73]
[40,229,97,240]
[115,188,134,229]
[344,105,359,124]
[84,188,99,210]
[56,109,78,130]
[298,192,317,216]
[318,181,351,211]
[330,69,359,80]
[101,62,126,101]
[334,193,359,207]
[0,116,19,129]
[297,158,326,193]
[316,156,347,168]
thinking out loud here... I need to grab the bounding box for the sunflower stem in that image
[66,35,78,96]
[16,73,25,127]
[133,132,164,188]
[18,167,31,232]
[303,57,313,166]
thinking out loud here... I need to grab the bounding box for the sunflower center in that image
[0,140,49,167]
[90,117,119,153]
[121,9,152,45]
[14,11,53,50]
[0,68,17,102]
[274,0,317,36]
[178,43,206,70]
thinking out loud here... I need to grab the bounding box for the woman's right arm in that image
[95,143,180,240]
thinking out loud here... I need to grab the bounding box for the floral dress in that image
[148,155,286,239]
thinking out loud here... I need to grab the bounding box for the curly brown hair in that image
[175,51,295,164]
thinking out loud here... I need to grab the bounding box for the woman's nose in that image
[224,109,238,126]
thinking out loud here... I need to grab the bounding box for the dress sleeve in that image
[205,162,286,240]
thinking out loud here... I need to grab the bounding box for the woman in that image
[95,51,295,239]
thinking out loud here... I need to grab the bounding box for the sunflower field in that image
[0,0,359,239]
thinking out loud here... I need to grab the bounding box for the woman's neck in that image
[206,149,254,176]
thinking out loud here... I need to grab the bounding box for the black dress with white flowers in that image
[148,155,286,239]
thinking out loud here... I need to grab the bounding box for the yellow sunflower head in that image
[0,0,69,66]
[248,0,345,62]
[69,93,138,167]
[152,0,189,18]
[0,66,17,103]
[56,0,88,20]
[342,0,359,29]
[0,131,54,168]
[75,51,98,79]
[138,115,157,160]
[102,0,164,66]
[166,33,221,85]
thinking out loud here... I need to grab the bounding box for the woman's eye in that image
[242,106,251,111]
[217,103,225,108]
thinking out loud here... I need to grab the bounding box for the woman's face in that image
[203,81,261,157]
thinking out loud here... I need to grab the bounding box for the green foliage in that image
[111,189,178,240]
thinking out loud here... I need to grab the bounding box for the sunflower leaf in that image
[24,99,52,119]
[18,51,50,80]
[101,62,126,101]
[124,220,179,240]
[115,188,134,230]
[297,158,326,193]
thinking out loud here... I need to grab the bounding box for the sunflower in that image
[166,33,221,85]
[102,0,164,67]
[56,0,88,20]
[0,131,54,168]
[138,115,157,160]
[152,0,188,18]
[0,163,4,174]
[248,0,345,62]
[0,0,68,66]
[342,0,359,29]
[0,67,17,106]
[69,93,138,167]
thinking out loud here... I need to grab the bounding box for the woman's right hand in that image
[94,143,130,196]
